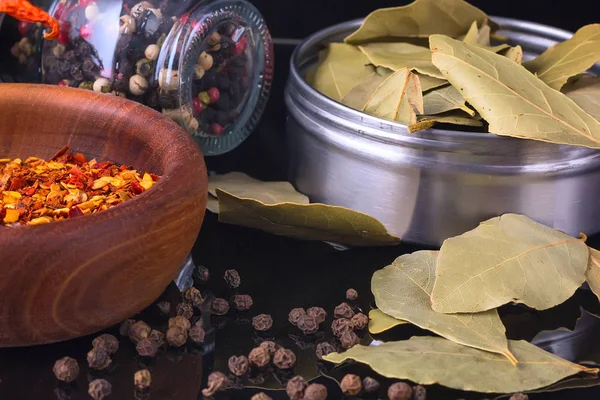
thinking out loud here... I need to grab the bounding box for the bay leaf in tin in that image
[214,188,400,246]
[422,85,475,116]
[430,213,589,314]
[324,336,599,393]
[586,247,600,302]
[341,72,387,111]
[462,20,491,46]
[418,74,448,92]
[372,250,516,363]
[524,24,600,90]
[562,75,600,122]
[368,309,408,334]
[359,42,444,79]
[311,43,374,102]
[430,34,600,149]
[408,111,483,133]
[499,45,524,64]
[344,0,494,44]
[375,66,394,77]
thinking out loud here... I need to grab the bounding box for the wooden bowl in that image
[0,84,207,347]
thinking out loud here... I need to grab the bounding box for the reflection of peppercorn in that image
[233,294,253,311]
[52,357,79,383]
[136,338,159,357]
[252,314,273,331]
[189,325,205,344]
[412,385,427,400]
[169,316,191,331]
[286,376,307,400]
[211,298,230,315]
[166,327,187,347]
[202,372,229,397]
[223,269,241,288]
[315,342,336,360]
[306,307,327,324]
[334,303,355,319]
[157,301,171,316]
[183,287,203,308]
[331,318,352,337]
[119,319,135,337]
[288,308,306,325]
[351,313,369,330]
[273,348,296,370]
[134,369,152,390]
[176,302,194,319]
[149,330,165,347]
[346,288,358,301]
[341,374,362,396]
[129,321,152,344]
[92,334,119,355]
[363,377,380,393]
[248,346,270,368]
[194,265,210,282]
[304,384,328,400]
[87,346,112,370]
[251,393,272,400]
[88,379,112,400]
[259,341,280,355]
[296,315,319,335]
[340,331,360,350]
[388,382,413,400]
[228,355,249,376]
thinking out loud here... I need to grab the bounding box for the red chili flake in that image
[69,206,84,218]
[24,187,36,196]
[0,208,6,221]
[73,153,87,165]
[130,180,144,194]
[9,177,23,191]
[150,173,160,182]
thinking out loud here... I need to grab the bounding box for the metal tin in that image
[285,17,600,246]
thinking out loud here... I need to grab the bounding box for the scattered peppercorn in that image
[315,342,337,360]
[228,355,250,376]
[92,334,119,355]
[129,321,151,344]
[134,369,152,390]
[248,346,271,368]
[296,314,319,335]
[259,341,280,355]
[251,393,272,400]
[288,308,306,325]
[169,315,192,331]
[87,346,112,370]
[88,379,112,400]
[52,357,79,383]
[388,382,413,400]
[351,313,369,330]
[334,302,355,319]
[412,385,427,400]
[331,318,353,337]
[119,319,135,337]
[286,376,307,400]
[273,348,296,369]
[341,374,362,396]
[346,288,358,301]
[340,331,360,350]
[211,298,230,315]
[194,265,210,281]
[233,294,253,311]
[306,307,327,324]
[202,371,229,397]
[252,314,273,331]
[224,269,241,288]
[183,287,203,308]
[189,325,206,344]
[304,383,328,400]
[136,338,159,357]
[166,327,188,347]
[149,330,165,347]
[509,394,528,400]
[156,301,171,316]
[363,377,380,393]
[176,302,194,319]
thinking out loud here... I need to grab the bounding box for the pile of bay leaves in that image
[324,213,600,394]
[309,0,600,147]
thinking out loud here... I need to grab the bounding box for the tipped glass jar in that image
[39,0,273,155]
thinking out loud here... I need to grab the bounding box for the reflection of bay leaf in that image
[562,75,600,122]
[324,336,598,393]
[524,24,600,90]
[423,85,475,115]
[418,74,448,92]
[500,45,523,64]
[206,172,309,214]
[408,111,483,133]
[359,42,444,79]
[342,73,387,111]
[345,0,493,44]
[586,247,600,302]
[311,43,373,102]
[431,214,589,314]
[368,309,408,334]
[215,189,400,246]
[373,250,515,363]
[430,34,600,149]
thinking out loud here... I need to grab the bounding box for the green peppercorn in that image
[198,91,211,105]
[78,81,94,90]
[136,58,155,77]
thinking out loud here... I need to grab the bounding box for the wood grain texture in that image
[0,84,208,347]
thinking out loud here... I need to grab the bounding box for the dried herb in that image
[273,348,296,369]
[422,85,475,116]
[252,314,274,331]
[358,42,443,79]
[341,374,362,395]
[587,247,600,301]
[202,372,229,397]
[431,214,588,313]
[248,346,271,367]
[88,379,112,400]
[52,357,79,383]
[388,382,413,400]
[288,308,306,325]
[286,376,308,400]
[306,307,327,324]
[134,369,152,390]
[316,342,337,360]
[228,355,250,376]
[323,336,599,393]
[304,383,328,400]
[408,111,484,132]
[562,75,600,122]
[368,309,408,334]
[87,346,111,370]
[334,303,355,319]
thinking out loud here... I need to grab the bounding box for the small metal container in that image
[285,17,600,246]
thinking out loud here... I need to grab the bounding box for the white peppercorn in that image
[194,65,205,80]
[158,68,180,91]
[93,77,111,93]
[85,3,100,20]
[131,1,152,18]
[144,44,160,61]
[119,15,136,34]
[197,52,213,70]
[129,74,148,95]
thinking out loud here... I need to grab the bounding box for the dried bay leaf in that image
[500,45,523,64]
[422,85,475,116]
[418,74,448,92]
[462,20,491,46]
[408,111,484,133]
[323,336,599,393]
[562,75,600,122]
[372,251,516,363]
[311,43,374,102]
[586,247,600,301]
[359,42,444,79]
[215,188,400,246]
[344,0,493,44]
[524,24,600,90]
[341,73,387,111]
[430,35,600,149]
[368,309,408,334]
[430,214,589,314]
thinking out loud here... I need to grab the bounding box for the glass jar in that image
[39,0,273,155]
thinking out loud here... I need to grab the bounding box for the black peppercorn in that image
[92,334,119,355]
[166,327,187,347]
[341,374,362,395]
[52,357,79,383]
[388,382,413,400]
[189,325,205,344]
[194,265,210,281]
[228,355,249,376]
[306,307,327,324]
[273,348,296,369]
[87,346,112,370]
[509,394,528,400]
[77,40,93,58]
[259,341,280,355]
[88,379,112,400]
[134,369,152,390]
[136,338,158,357]
[304,383,327,400]
[176,302,194,319]
[169,316,191,331]
[331,318,353,337]
[346,288,358,301]
[363,377,380,393]
[70,64,84,81]
[286,376,307,400]
[296,315,319,335]
[119,319,135,337]
[53,386,72,400]
[64,50,77,63]
[157,301,171,316]
[211,298,230,315]
[149,330,165,347]
[351,313,369,330]
[248,346,270,367]
[412,385,427,400]
[340,331,360,350]
[252,314,273,331]
[202,371,229,397]
[224,269,241,288]
[233,294,253,311]
[288,308,306,325]
[315,342,336,360]
[334,302,355,319]
[129,321,151,344]
[183,287,203,308]
[251,393,272,400]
